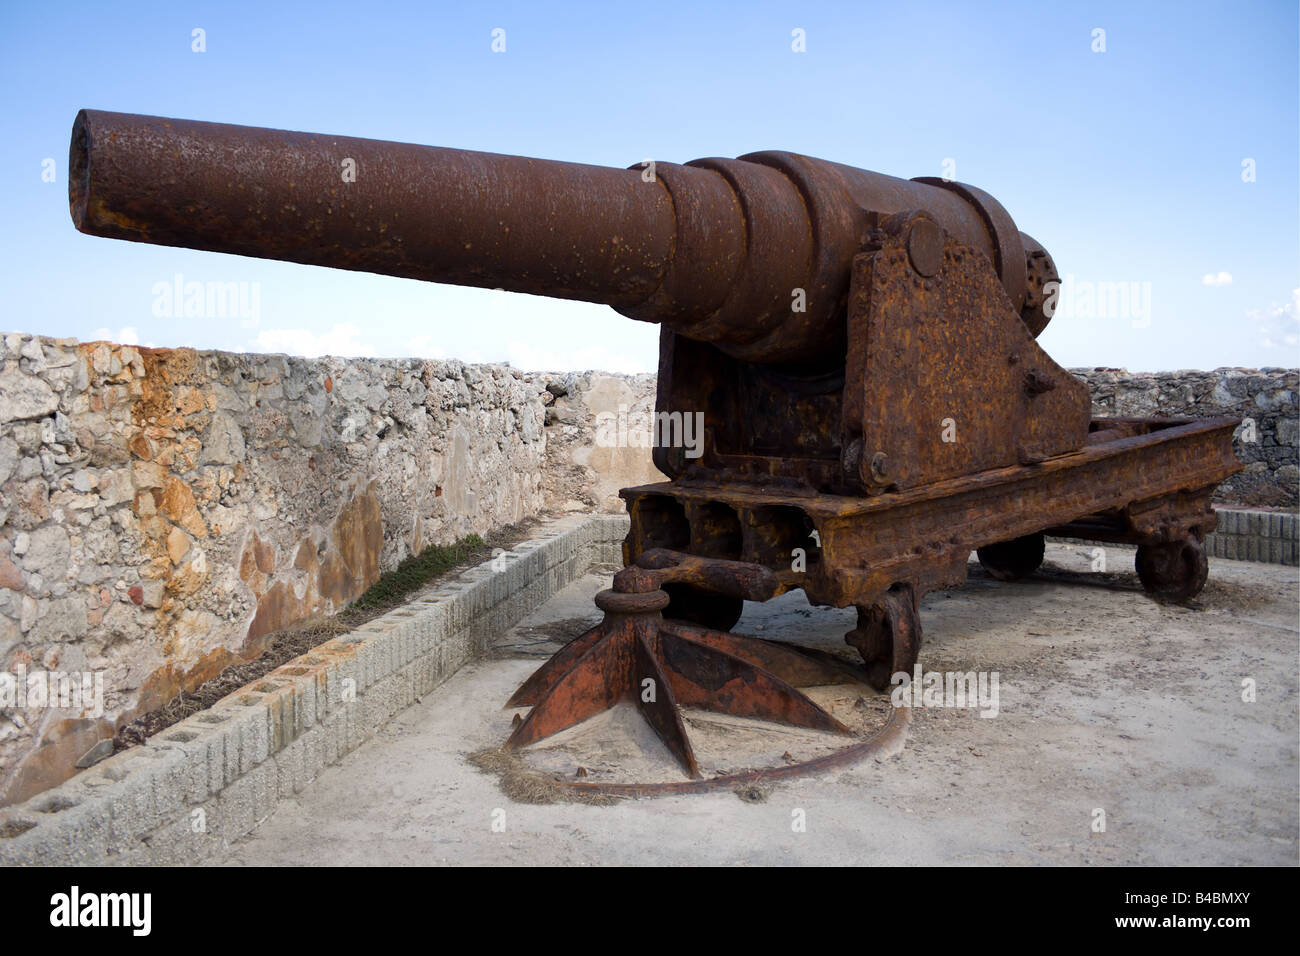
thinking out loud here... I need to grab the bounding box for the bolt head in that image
[906,219,944,278]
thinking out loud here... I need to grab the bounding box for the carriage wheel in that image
[1136,537,1208,603]
[845,584,922,691]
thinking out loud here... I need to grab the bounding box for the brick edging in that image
[0,514,630,866]
[1205,507,1298,565]
[1049,506,1297,567]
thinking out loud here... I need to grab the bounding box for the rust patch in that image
[0,717,115,809]
[129,431,153,459]
[0,556,23,591]
[246,580,313,646]
[315,551,351,607]
[251,532,275,574]
[160,476,207,537]
[243,485,384,649]
[128,346,204,429]
[293,538,318,572]
[328,485,383,601]
[135,646,249,716]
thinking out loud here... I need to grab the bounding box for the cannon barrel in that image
[71,109,1056,365]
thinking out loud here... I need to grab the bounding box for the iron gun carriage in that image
[71,110,1241,783]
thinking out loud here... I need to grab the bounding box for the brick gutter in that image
[0,513,629,866]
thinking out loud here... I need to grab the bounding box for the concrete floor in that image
[216,544,1298,866]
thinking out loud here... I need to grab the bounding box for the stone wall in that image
[530,371,661,515]
[1074,367,1298,507]
[0,334,575,806]
[0,334,1294,808]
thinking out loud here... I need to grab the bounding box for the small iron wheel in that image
[845,585,922,692]
[661,584,744,632]
[1135,537,1208,603]
[976,532,1046,582]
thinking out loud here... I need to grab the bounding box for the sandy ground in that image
[215,544,1298,866]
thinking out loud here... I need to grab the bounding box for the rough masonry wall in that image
[531,371,661,515]
[0,336,1294,809]
[1075,367,1298,507]
[0,334,556,806]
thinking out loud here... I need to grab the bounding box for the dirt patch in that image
[112,518,543,752]
[466,746,622,806]
[489,616,602,659]
[1192,573,1290,613]
[0,820,37,838]
[1008,555,1281,613]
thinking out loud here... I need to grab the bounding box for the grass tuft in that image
[349,533,487,612]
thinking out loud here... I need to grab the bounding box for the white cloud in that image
[252,323,377,358]
[1250,287,1299,351]
[503,339,654,374]
[90,326,139,345]
[404,334,447,359]
[1201,272,1233,287]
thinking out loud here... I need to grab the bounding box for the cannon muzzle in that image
[71,109,1056,365]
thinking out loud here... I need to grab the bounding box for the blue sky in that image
[1,0,1296,372]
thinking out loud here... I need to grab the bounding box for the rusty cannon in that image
[71,109,1241,789]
